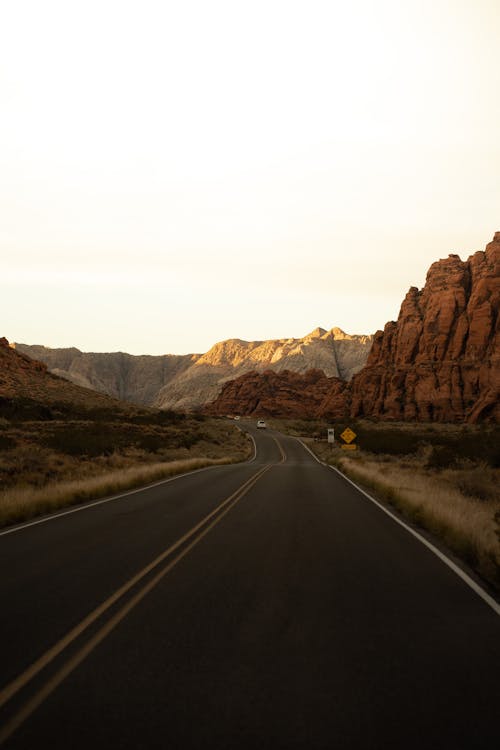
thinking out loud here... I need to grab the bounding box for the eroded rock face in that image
[205,369,349,420]
[207,233,499,423]
[350,233,500,422]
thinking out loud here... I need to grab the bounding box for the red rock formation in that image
[0,336,47,375]
[350,233,500,422]
[207,233,499,423]
[205,369,349,420]
[318,378,351,420]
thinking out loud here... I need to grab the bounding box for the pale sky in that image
[1,0,499,355]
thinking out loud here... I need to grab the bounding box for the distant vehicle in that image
[257,419,267,429]
[234,415,240,420]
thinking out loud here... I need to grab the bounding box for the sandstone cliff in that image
[207,233,499,423]
[17,328,372,410]
[350,232,500,423]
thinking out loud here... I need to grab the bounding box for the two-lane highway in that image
[0,424,498,748]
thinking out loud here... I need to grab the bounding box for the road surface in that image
[0,425,498,748]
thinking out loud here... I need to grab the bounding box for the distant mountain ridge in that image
[0,337,134,414]
[15,327,372,411]
[13,345,197,406]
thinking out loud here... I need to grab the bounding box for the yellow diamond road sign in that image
[340,427,357,444]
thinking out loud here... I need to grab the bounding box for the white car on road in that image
[257,419,267,429]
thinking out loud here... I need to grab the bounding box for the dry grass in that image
[0,353,253,527]
[0,456,238,528]
[444,462,499,501]
[0,410,252,528]
[308,441,500,590]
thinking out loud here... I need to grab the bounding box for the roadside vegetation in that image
[271,418,500,591]
[0,399,252,528]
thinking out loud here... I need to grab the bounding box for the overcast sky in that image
[1,0,499,354]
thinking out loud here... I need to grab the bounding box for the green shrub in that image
[0,397,55,421]
[424,444,458,469]
[46,428,118,457]
[135,433,167,452]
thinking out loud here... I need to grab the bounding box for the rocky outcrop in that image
[1,337,47,375]
[17,328,372,410]
[205,368,349,419]
[349,232,499,422]
[207,233,499,423]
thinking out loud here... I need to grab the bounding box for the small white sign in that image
[327,428,335,444]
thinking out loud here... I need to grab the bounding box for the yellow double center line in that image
[0,462,272,745]
[272,436,287,463]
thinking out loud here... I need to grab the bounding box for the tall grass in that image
[0,456,237,528]
[309,442,500,590]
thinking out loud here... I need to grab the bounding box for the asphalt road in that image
[0,424,498,749]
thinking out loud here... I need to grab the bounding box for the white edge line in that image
[232,422,257,463]
[297,438,327,465]
[2,424,258,538]
[0,463,232,538]
[248,434,257,462]
[297,439,500,617]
